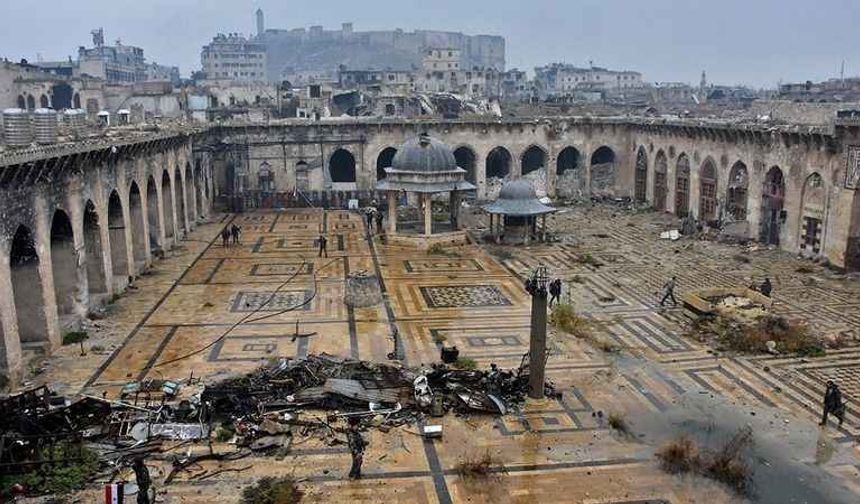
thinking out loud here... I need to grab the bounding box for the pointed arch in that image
[653,150,668,212]
[453,146,477,185]
[590,146,616,196]
[800,172,826,254]
[726,161,749,220]
[174,168,187,234]
[521,145,547,176]
[486,146,511,179]
[128,181,147,270]
[83,200,107,299]
[556,146,580,175]
[634,146,648,203]
[699,157,718,221]
[761,166,785,245]
[50,209,77,323]
[675,154,691,218]
[10,225,49,343]
[161,171,175,239]
[146,175,160,252]
[108,190,129,281]
[376,147,397,181]
[330,148,356,183]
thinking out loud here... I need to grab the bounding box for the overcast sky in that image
[2,0,857,87]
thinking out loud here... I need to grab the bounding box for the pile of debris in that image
[204,353,553,426]
[1,353,555,496]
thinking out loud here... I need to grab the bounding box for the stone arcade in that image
[2,116,860,382]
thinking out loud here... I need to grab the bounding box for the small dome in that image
[391,134,457,173]
[498,179,537,200]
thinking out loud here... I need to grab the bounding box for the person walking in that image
[375,210,384,234]
[231,224,242,245]
[760,277,773,297]
[820,380,845,427]
[318,233,328,258]
[549,279,562,306]
[659,276,678,307]
[132,456,152,504]
[346,417,368,480]
[221,227,230,247]
[365,208,375,234]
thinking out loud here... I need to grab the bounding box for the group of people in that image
[365,205,385,235]
[220,224,242,247]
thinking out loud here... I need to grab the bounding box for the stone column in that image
[423,193,433,236]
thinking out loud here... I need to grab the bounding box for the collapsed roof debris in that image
[0,353,557,496]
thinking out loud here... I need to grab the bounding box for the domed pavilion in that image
[482,179,556,244]
[376,133,476,247]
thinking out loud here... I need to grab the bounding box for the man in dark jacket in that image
[132,456,151,504]
[820,380,845,427]
[549,279,562,306]
[659,276,678,307]
[346,417,368,479]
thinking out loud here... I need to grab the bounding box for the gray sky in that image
[2,0,857,87]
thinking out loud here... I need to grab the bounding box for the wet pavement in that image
[26,206,860,503]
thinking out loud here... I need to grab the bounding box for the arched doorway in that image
[330,149,356,183]
[128,182,147,270]
[73,92,81,109]
[17,95,25,109]
[699,158,718,221]
[726,161,748,220]
[800,173,826,255]
[39,95,49,109]
[174,168,187,234]
[675,154,691,217]
[556,146,580,175]
[653,150,668,211]
[486,147,511,179]
[50,83,74,109]
[50,210,78,323]
[10,225,49,343]
[377,147,397,181]
[26,95,35,111]
[83,200,107,300]
[590,146,616,196]
[760,166,785,245]
[108,190,129,283]
[194,162,205,218]
[634,146,648,202]
[521,145,547,176]
[453,146,477,185]
[161,171,175,239]
[146,176,160,252]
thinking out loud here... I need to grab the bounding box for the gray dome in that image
[498,179,538,200]
[391,134,457,173]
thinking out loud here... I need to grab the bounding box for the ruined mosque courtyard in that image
[2,118,860,503]
[16,202,860,504]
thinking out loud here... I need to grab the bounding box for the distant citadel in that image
[214,8,506,83]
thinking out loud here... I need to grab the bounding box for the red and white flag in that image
[104,482,124,504]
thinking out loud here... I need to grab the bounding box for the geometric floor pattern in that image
[31,206,860,503]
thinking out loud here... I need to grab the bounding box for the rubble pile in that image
[1,353,555,496]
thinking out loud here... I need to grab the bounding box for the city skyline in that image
[1,0,858,87]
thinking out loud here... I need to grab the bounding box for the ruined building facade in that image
[2,117,860,383]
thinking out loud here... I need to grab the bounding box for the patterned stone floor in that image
[27,206,860,503]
